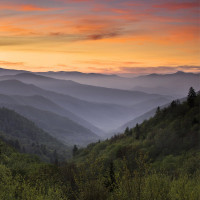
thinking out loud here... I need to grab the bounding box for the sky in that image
[0,0,199,74]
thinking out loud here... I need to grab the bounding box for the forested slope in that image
[75,89,200,164]
[0,89,199,200]
[0,107,70,162]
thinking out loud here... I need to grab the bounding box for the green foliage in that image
[0,107,71,162]
[0,90,199,199]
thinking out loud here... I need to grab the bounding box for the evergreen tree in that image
[135,123,140,140]
[53,149,58,165]
[104,161,116,192]
[156,106,161,115]
[170,100,177,108]
[125,127,130,135]
[187,87,196,107]
[72,145,78,157]
[14,140,20,150]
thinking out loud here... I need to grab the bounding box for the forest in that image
[0,88,199,200]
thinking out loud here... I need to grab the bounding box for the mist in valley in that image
[0,68,199,147]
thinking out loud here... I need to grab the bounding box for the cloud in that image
[119,66,200,74]
[87,66,115,73]
[56,64,81,71]
[78,60,143,66]
[0,0,199,72]
[56,0,92,2]
[178,65,200,71]
[0,60,25,67]
[0,4,57,12]
[88,32,120,40]
[153,1,199,11]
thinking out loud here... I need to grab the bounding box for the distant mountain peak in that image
[38,71,120,78]
[16,72,50,79]
[175,71,185,74]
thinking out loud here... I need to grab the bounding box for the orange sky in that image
[0,0,199,74]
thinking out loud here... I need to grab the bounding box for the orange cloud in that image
[0,60,25,67]
[0,4,58,12]
[0,24,35,36]
[0,0,199,73]
[79,60,142,66]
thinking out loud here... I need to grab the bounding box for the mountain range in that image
[0,68,199,147]
[0,78,171,133]
[1,68,199,97]
[38,70,199,97]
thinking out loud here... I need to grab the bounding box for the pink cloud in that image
[153,1,199,11]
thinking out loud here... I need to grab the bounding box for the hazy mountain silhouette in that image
[33,70,200,97]
[132,71,200,97]
[38,71,119,78]
[0,69,199,99]
[0,103,99,146]
[0,68,28,76]
[0,79,171,132]
[0,93,104,136]
[0,73,170,105]
[116,95,187,134]
[0,107,71,161]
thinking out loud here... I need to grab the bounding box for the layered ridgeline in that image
[0,107,71,162]
[0,81,102,144]
[1,68,199,97]
[39,70,199,97]
[0,89,199,200]
[0,72,171,105]
[0,79,171,134]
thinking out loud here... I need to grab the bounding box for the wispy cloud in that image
[153,1,199,11]
[120,66,200,74]
[0,4,59,12]
[0,60,25,67]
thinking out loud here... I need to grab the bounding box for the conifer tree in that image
[73,145,78,157]
[135,123,140,139]
[187,87,196,107]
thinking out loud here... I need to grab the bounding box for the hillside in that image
[0,138,67,199]
[0,104,99,145]
[0,107,71,162]
[0,79,171,132]
[75,92,200,164]
[0,93,104,137]
[0,90,199,200]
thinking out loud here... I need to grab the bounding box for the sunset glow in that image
[0,0,199,74]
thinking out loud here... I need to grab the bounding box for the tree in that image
[104,161,116,192]
[14,140,20,150]
[53,149,58,165]
[135,123,140,140]
[170,100,177,108]
[125,127,131,135]
[72,145,78,157]
[187,87,196,107]
[156,106,161,115]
